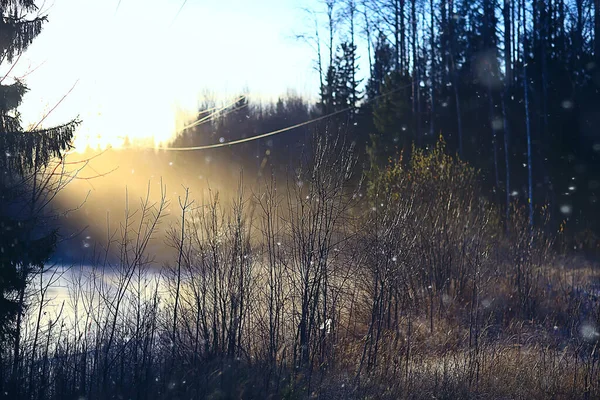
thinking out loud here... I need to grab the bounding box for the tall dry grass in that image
[1,133,599,400]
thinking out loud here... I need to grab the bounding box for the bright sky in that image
[7,0,322,150]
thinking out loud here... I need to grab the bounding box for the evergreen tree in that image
[0,1,78,343]
[333,41,363,111]
[365,33,394,100]
[320,64,337,114]
[367,70,413,167]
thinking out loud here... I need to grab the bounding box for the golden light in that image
[69,100,186,153]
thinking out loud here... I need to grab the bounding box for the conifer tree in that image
[0,0,78,343]
[333,41,362,111]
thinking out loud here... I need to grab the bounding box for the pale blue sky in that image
[6,0,333,150]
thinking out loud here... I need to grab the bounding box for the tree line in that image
[175,0,600,243]
[311,0,600,230]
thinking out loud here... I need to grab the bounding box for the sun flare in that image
[70,107,179,153]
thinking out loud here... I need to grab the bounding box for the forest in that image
[1,0,600,399]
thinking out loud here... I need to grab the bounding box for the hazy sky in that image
[7,0,323,150]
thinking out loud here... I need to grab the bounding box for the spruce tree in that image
[0,1,78,342]
[365,33,394,101]
[333,41,362,111]
[368,70,413,167]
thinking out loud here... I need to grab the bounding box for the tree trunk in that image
[400,0,406,72]
[440,0,448,83]
[523,0,534,227]
[448,0,464,156]
[430,0,435,138]
[411,0,419,144]
[504,0,513,83]
[502,90,511,231]
[394,0,401,70]
[595,0,600,64]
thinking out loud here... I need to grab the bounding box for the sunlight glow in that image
[2,0,318,153]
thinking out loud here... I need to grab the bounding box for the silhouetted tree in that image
[0,0,77,352]
[365,33,394,100]
[333,42,363,111]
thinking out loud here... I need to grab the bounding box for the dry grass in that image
[2,136,600,399]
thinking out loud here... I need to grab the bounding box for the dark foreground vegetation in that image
[2,134,600,399]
